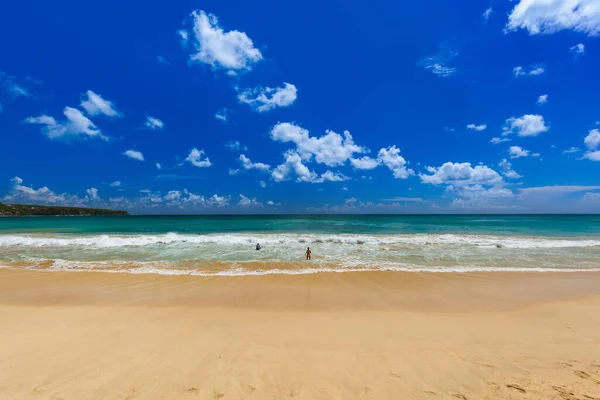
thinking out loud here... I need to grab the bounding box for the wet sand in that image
[1,269,600,399]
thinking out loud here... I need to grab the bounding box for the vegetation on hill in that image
[0,203,128,216]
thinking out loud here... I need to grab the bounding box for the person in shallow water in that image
[256,243,261,250]
[305,247,311,260]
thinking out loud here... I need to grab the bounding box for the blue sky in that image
[1,0,600,213]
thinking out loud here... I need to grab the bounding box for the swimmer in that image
[305,247,311,260]
[256,243,261,250]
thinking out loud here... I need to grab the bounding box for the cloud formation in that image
[183,10,263,71]
[503,114,549,137]
[123,150,144,161]
[238,83,297,112]
[80,90,122,117]
[185,148,212,167]
[506,0,600,36]
[144,116,164,130]
[25,107,107,141]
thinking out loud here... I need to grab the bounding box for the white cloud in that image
[228,168,240,175]
[509,145,531,158]
[183,10,262,71]
[377,146,413,179]
[25,107,107,141]
[156,163,162,170]
[238,194,262,207]
[562,146,580,154]
[490,137,512,144]
[270,122,366,167]
[537,94,548,105]
[124,150,144,161]
[503,114,549,137]
[271,151,348,183]
[3,177,88,206]
[466,123,487,131]
[239,154,270,171]
[583,129,600,161]
[80,90,122,117]
[110,181,122,187]
[499,159,522,179]
[0,72,32,97]
[350,156,380,170]
[144,116,164,130]
[419,49,458,77]
[215,108,227,122]
[444,127,455,132]
[259,180,267,188]
[582,151,600,161]
[86,188,99,200]
[584,129,600,150]
[506,0,600,36]
[483,7,493,22]
[267,200,275,206]
[238,83,297,112]
[178,30,189,45]
[185,148,212,167]
[570,43,586,54]
[420,162,503,186]
[381,197,428,203]
[513,64,545,77]
[225,141,247,151]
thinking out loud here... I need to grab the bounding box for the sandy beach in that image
[1,269,599,400]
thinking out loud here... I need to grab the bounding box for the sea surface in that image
[1,215,600,275]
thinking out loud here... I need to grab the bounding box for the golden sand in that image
[1,269,599,399]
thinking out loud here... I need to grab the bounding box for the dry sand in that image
[1,269,599,400]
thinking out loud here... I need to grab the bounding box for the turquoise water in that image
[1,215,600,275]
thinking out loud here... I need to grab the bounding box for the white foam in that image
[1,232,599,249]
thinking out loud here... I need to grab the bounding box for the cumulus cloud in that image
[583,129,600,161]
[239,154,270,171]
[85,188,99,200]
[238,83,297,112]
[508,145,531,158]
[109,181,122,187]
[506,0,600,36]
[503,114,549,137]
[270,122,366,167]
[420,162,503,186]
[215,108,228,122]
[80,90,122,117]
[143,116,164,130]
[466,123,487,131]
[418,48,458,77]
[518,185,600,202]
[225,141,247,151]
[483,7,493,22]
[537,94,548,105]
[25,107,107,141]
[3,177,85,206]
[570,43,586,54]
[499,159,522,179]
[377,146,413,179]
[185,148,212,167]
[228,168,240,175]
[271,151,348,183]
[182,10,262,71]
[350,156,380,170]
[238,194,262,207]
[124,149,144,161]
[513,65,546,77]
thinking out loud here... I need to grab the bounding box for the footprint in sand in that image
[575,370,590,379]
[505,384,526,394]
[187,387,199,395]
[389,372,402,379]
[452,393,468,400]
[212,390,224,399]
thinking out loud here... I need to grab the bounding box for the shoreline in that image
[1,270,600,399]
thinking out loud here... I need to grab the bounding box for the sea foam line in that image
[1,232,600,249]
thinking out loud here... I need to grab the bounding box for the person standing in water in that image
[305,247,311,260]
[256,243,261,250]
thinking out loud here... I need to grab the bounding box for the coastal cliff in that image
[0,203,128,216]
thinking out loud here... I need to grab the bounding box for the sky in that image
[1,0,600,214]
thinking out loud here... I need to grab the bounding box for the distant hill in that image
[0,203,128,216]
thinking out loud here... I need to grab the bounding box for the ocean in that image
[1,215,600,275]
